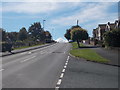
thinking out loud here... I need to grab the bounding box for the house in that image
[92,19,119,46]
[114,19,120,29]
[98,24,106,41]
[105,22,116,31]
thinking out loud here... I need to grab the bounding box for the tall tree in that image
[45,31,52,39]
[18,27,28,41]
[64,29,71,41]
[70,26,88,48]
[0,28,6,41]
[28,22,44,41]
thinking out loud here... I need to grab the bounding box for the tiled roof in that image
[109,23,115,29]
[98,24,106,29]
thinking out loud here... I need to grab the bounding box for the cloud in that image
[51,2,117,26]
[56,37,68,43]
[2,2,59,14]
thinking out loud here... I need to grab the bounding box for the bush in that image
[103,29,120,47]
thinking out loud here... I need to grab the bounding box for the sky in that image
[0,0,119,42]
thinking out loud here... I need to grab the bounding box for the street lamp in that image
[43,20,46,30]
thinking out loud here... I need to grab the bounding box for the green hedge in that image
[103,29,120,47]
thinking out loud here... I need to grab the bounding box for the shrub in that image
[103,29,120,47]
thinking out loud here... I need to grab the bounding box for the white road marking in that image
[55,55,70,88]
[62,69,65,73]
[0,69,4,72]
[57,79,62,85]
[65,62,68,65]
[67,56,70,61]
[64,65,67,68]
[55,86,59,90]
[28,52,32,54]
[21,56,36,63]
[20,52,27,55]
[60,73,64,78]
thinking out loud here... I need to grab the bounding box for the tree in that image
[70,26,88,48]
[103,28,120,47]
[0,28,6,41]
[64,29,71,41]
[28,22,44,42]
[18,27,28,41]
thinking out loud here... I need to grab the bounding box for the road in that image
[1,43,119,89]
[2,43,71,88]
[60,57,118,88]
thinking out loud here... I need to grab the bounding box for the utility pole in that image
[43,20,46,30]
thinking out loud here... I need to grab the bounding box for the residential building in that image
[93,19,120,43]
[98,24,106,41]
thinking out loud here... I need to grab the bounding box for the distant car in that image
[69,40,73,43]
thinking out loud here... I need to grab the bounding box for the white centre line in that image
[60,73,64,78]
[65,62,68,65]
[62,69,65,73]
[57,79,62,85]
[21,56,36,63]
[64,65,67,68]
[67,56,70,61]
[55,86,59,90]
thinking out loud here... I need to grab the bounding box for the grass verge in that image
[70,42,109,63]
[14,43,44,50]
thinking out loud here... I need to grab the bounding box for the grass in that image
[70,42,109,63]
[14,43,44,50]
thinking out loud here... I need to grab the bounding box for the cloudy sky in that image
[0,0,119,41]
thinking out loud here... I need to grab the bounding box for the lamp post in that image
[43,20,46,30]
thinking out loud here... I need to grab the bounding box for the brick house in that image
[92,19,119,46]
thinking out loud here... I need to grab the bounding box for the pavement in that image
[0,43,55,57]
[83,44,119,66]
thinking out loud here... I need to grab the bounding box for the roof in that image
[109,23,116,29]
[98,24,106,29]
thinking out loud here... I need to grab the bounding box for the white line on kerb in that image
[0,69,4,72]
[57,79,62,85]
[21,56,36,63]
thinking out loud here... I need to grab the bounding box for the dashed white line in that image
[55,55,70,88]
[67,56,70,61]
[62,69,65,73]
[65,62,68,65]
[57,79,62,85]
[64,66,67,68]
[55,86,59,90]
[21,56,36,63]
[60,73,64,78]
[66,60,68,63]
